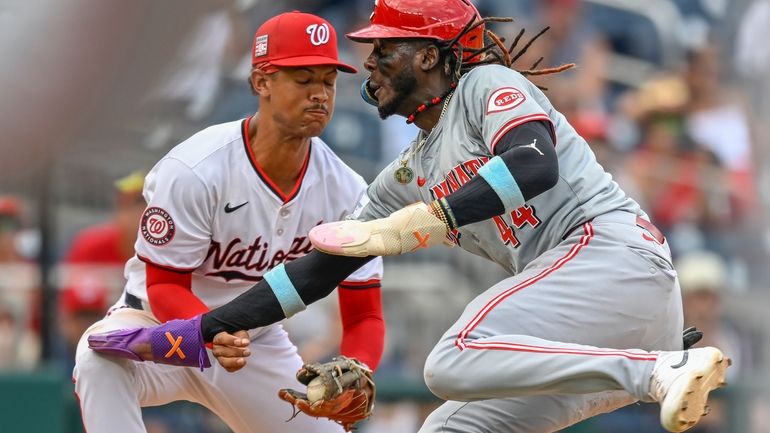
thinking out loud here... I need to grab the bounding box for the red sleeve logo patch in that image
[141,207,176,246]
[486,87,526,114]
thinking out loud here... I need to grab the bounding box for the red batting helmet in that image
[347,0,485,61]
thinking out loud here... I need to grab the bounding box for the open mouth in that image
[368,79,382,99]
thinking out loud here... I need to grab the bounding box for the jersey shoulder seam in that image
[167,122,243,170]
[162,155,211,191]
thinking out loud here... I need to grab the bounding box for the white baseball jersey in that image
[78,117,375,433]
[124,117,382,309]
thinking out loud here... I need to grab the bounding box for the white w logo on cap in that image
[306,23,330,46]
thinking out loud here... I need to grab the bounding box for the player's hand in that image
[212,330,251,372]
[309,202,451,257]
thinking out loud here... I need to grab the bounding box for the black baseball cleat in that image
[649,347,730,432]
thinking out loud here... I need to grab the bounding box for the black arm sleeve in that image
[443,120,558,227]
[201,250,374,341]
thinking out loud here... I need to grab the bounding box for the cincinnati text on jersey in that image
[429,156,490,200]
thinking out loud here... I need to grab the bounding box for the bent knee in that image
[74,344,134,383]
[423,342,475,401]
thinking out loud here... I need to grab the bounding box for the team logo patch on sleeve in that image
[141,207,176,246]
[486,87,526,114]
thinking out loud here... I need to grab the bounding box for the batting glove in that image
[309,202,451,257]
[87,315,211,371]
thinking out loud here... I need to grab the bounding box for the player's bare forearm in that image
[200,250,375,341]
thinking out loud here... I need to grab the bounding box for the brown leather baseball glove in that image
[278,356,375,431]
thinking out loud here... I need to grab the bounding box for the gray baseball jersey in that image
[361,64,642,274]
[360,65,683,433]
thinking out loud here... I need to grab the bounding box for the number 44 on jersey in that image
[493,205,540,247]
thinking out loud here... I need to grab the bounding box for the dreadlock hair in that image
[435,16,576,91]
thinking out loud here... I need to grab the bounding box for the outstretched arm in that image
[311,121,558,257]
[87,249,375,369]
[201,250,375,341]
[212,259,384,373]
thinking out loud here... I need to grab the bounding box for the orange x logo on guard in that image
[410,231,430,251]
[164,331,186,360]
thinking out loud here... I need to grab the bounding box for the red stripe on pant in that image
[454,222,594,350]
[453,222,658,361]
[463,341,658,361]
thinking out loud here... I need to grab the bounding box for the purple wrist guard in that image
[88,314,211,371]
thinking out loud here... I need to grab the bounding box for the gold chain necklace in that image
[394,91,454,185]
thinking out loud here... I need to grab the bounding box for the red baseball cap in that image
[252,11,357,73]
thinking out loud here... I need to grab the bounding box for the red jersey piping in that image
[241,117,312,204]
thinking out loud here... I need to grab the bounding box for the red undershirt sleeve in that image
[145,262,209,323]
[337,279,385,371]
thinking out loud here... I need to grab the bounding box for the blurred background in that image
[0,0,768,432]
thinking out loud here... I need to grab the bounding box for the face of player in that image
[363,39,421,119]
[266,66,338,137]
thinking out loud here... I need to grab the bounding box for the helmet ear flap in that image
[455,17,486,64]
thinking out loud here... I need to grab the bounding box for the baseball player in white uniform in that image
[74,12,384,433]
[86,2,730,433]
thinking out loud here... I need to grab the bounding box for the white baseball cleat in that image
[650,347,730,432]
[309,202,450,257]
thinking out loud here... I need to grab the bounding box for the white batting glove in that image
[309,203,451,257]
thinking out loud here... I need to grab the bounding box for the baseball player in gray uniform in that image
[87,1,729,432]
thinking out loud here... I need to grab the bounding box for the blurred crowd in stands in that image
[1,0,769,432]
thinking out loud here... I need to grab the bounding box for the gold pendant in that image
[394,166,414,184]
